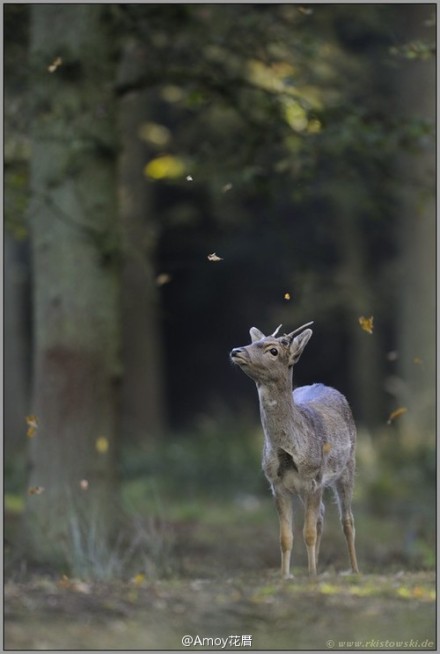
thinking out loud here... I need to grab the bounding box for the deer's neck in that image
[256,377,308,450]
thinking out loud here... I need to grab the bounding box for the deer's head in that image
[230,322,313,384]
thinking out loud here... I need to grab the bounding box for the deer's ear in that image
[288,329,312,365]
[250,327,265,343]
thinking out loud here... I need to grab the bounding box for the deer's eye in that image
[269,348,278,356]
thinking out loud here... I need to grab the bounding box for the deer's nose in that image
[230,348,242,358]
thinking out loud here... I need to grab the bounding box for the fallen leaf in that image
[95,436,109,454]
[207,253,223,262]
[28,486,44,495]
[26,415,39,438]
[131,573,146,586]
[58,575,91,594]
[322,442,332,455]
[387,407,408,424]
[358,315,374,334]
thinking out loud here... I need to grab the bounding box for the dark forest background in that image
[4,4,435,584]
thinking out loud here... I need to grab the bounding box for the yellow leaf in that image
[387,407,407,424]
[28,486,44,495]
[131,573,146,586]
[95,436,109,454]
[358,315,374,334]
[284,292,291,301]
[26,415,38,438]
[207,253,223,262]
[144,155,185,180]
[322,442,332,455]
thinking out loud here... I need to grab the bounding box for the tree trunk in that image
[26,5,121,573]
[394,6,435,441]
[118,41,166,447]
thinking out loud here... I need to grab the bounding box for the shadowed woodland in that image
[4,4,436,651]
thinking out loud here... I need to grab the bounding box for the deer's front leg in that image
[275,492,294,579]
[303,489,323,576]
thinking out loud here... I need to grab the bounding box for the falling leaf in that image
[156,273,172,286]
[298,6,313,15]
[358,315,374,334]
[284,292,291,301]
[95,436,109,454]
[80,479,89,490]
[207,253,223,262]
[131,573,146,586]
[26,415,38,438]
[186,175,193,182]
[322,442,332,455]
[413,356,423,365]
[222,183,233,193]
[28,486,44,495]
[144,155,185,180]
[387,407,408,424]
[48,56,62,73]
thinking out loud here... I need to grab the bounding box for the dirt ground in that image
[5,570,436,650]
[4,501,436,652]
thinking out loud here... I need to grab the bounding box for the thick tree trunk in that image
[118,41,166,447]
[26,5,121,572]
[5,234,30,453]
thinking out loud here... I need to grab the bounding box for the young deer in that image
[230,322,359,578]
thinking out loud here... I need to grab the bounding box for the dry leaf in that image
[207,253,223,262]
[387,407,408,424]
[28,486,44,495]
[284,292,291,301]
[26,415,38,438]
[48,56,62,73]
[322,442,332,455]
[358,315,374,334]
[58,575,91,594]
[95,436,109,454]
[80,479,89,490]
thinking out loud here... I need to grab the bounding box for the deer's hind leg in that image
[275,492,294,579]
[334,467,359,574]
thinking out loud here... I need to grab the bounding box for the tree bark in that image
[118,41,166,447]
[394,6,435,441]
[26,5,121,571]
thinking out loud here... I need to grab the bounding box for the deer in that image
[230,322,359,579]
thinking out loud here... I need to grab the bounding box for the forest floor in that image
[4,497,437,651]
